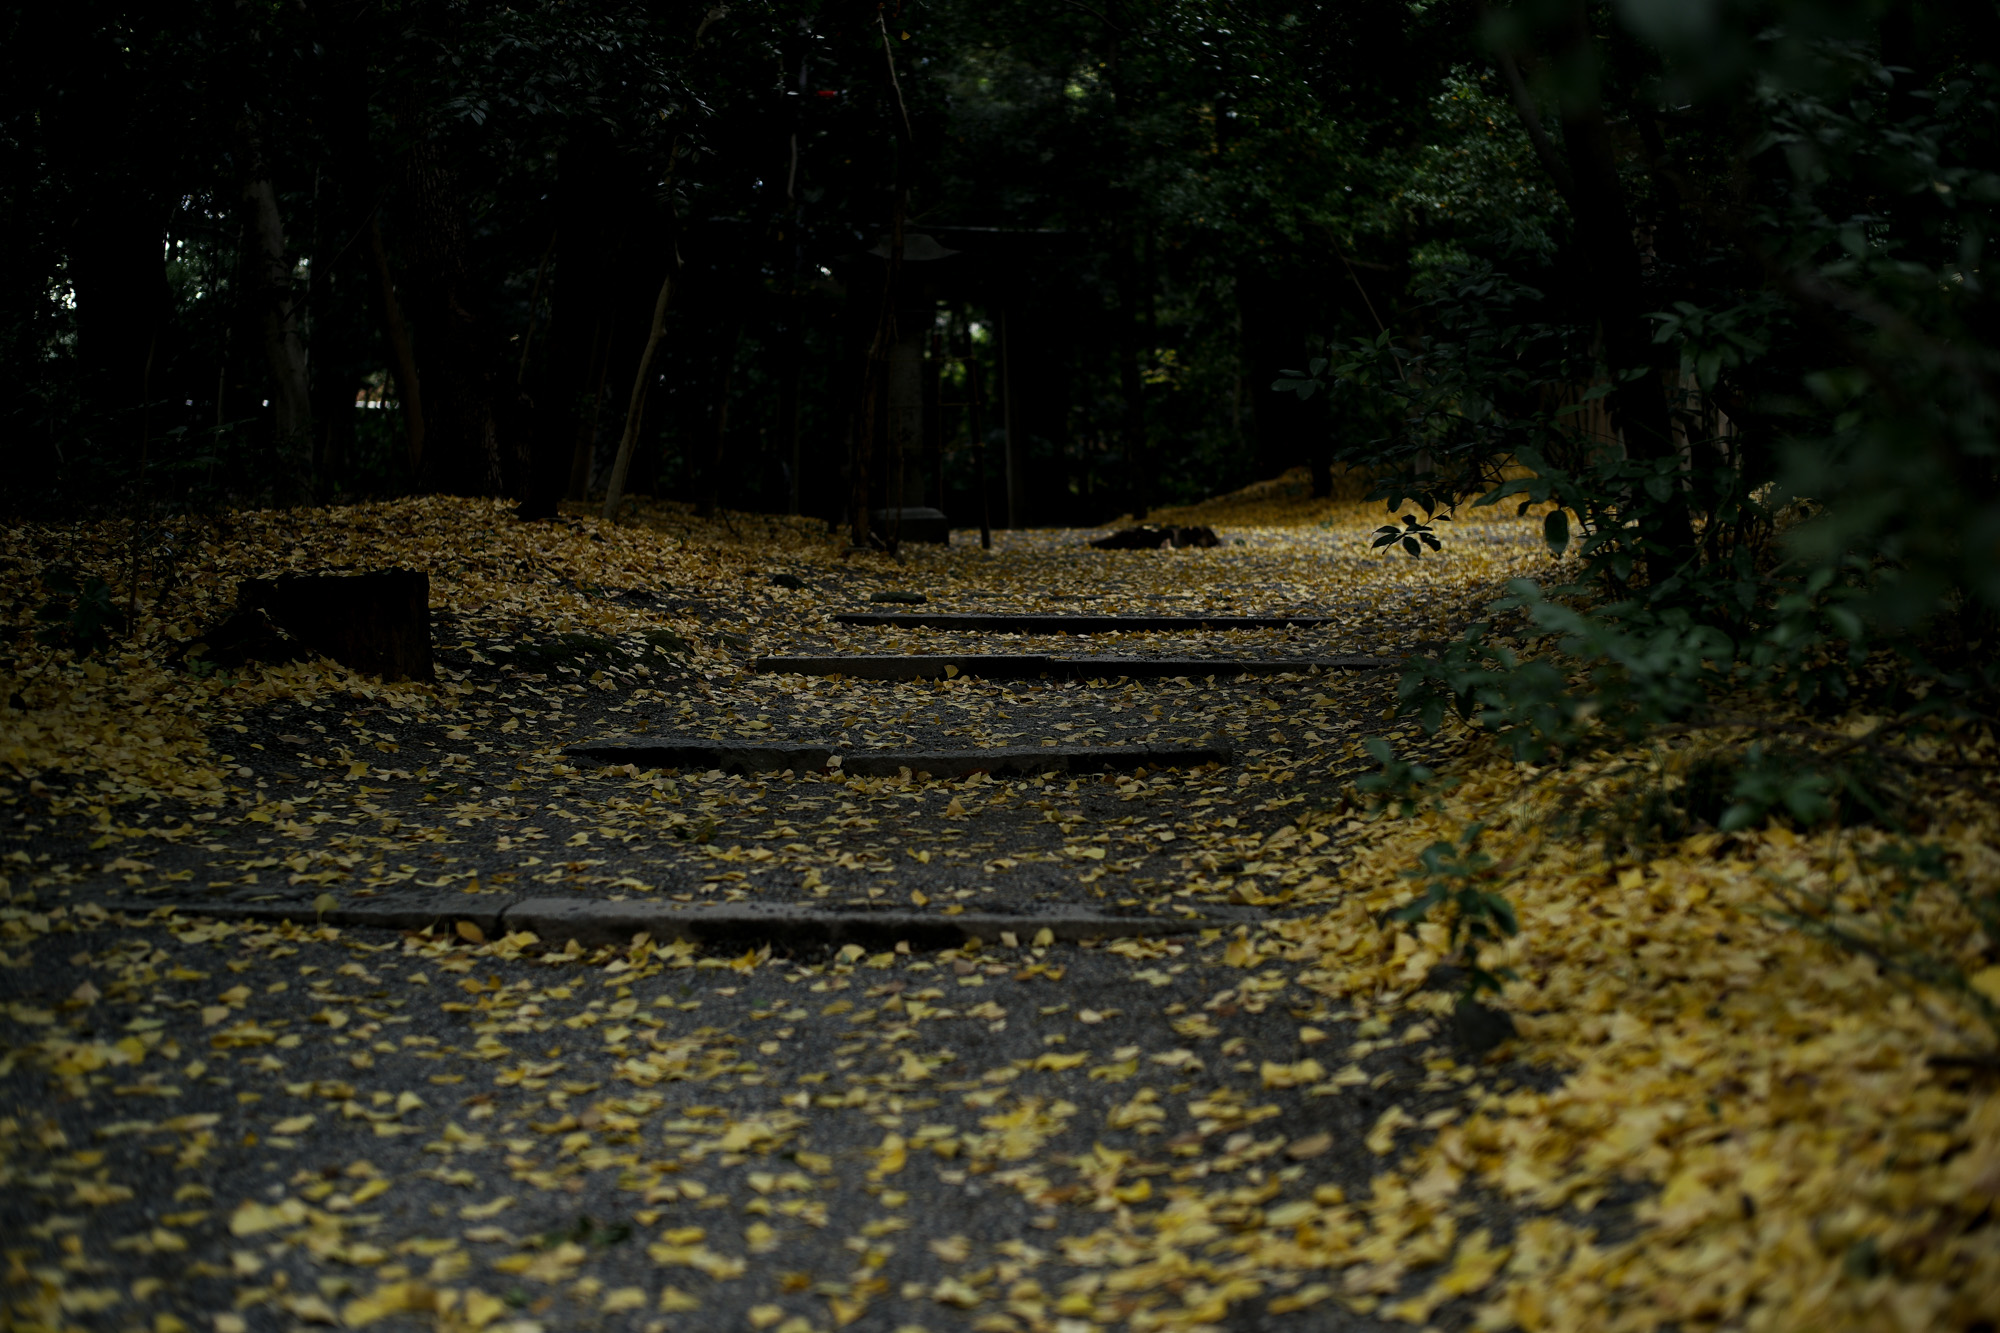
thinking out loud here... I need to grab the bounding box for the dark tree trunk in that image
[238,147,313,491]
[1548,12,1675,466]
[1500,0,1696,577]
[1238,264,1325,483]
[365,217,425,477]
[777,25,812,517]
[43,10,173,443]
[568,320,612,500]
[521,135,624,518]
[308,0,424,483]
[777,297,804,515]
[402,130,501,495]
[1116,244,1149,521]
[1103,0,1149,521]
[698,309,747,518]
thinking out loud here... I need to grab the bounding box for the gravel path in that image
[0,905,1567,1333]
[2,501,1583,1332]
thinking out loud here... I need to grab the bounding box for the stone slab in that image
[1053,656,1398,678]
[88,896,1247,951]
[562,737,837,773]
[752,654,1399,680]
[832,613,1341,633]
[753,654,1052,680]
[505,900,1239,950]
[97,895,516,936]
[836,744,1230,778]
[560,739,1229,778]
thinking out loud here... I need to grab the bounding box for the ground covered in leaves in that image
[4,475,1999,1331]
[0,474,1518,920]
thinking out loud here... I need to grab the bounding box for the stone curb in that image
[1058,656,1397,678]
[831,613,1341,633]
[836,744,1230,778]
[561,738,1231,777]
[752,654,1398,681]
[92,895,1250,950]
[561,738,837,773]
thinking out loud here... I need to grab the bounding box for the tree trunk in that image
[925,327,944,510]
[600,5,733,519]
[698,310,745,518]
[1502,0,1695,576]
[1238,264,1325,482]
[964,320,993,549]
[44,9,171,448]
[849,9,917,546]
[306,0,420,484]
[1117,245,1149,521]
[522,131,624,519]
[778,300,804,514]
[365,216,425,476]
[778,28,811,517]
[402,130,501,495]
[999,304,1019,528]
[887,298,926,507]
[239,142,314,493]
[600,266,676,519]
[569,319,612,499]
[1103,0,1149,522]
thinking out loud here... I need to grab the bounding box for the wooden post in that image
[969,339,993,550]
[1000,303,1019,529]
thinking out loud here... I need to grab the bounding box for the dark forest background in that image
[3,0,1997,671]
[1,0,1554,526]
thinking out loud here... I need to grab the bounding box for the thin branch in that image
[1476,0,1576,200]
[1778,264,1997,404]
[599,6,727,520]
[323,197,382,273]
[691,3,728,50]
[875,9,913,146]
[1060,0,1124,32]
[1338,249,1389,337]
[517,227,557,388]
[599,247,677,521]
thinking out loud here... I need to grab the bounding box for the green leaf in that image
[1543,508,1570,556]
[1696,348,1723,390]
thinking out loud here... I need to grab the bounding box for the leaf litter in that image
[1,476,1995,1330]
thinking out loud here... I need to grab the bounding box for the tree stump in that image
[237,569,434,682]
[869,507,952,544]
[1089,524,1220,550]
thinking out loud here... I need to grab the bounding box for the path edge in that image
[83,895,1258,950]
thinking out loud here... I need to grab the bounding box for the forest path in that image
[7,494,1545,931]
[1,486,1576,1333]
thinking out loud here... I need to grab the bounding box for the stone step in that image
[751,654,1398,681]
[562,736,1230,777]
[93,895,1258,949]
[838,744,1228,777]
[562,738,838,773]
[831,612,1340,633]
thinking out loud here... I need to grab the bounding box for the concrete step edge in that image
[81,895,1261,949]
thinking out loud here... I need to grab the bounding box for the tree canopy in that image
[6,0,1998,689]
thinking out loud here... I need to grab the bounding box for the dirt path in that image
[2,493,1578,1333]
[6,504,1540,928]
